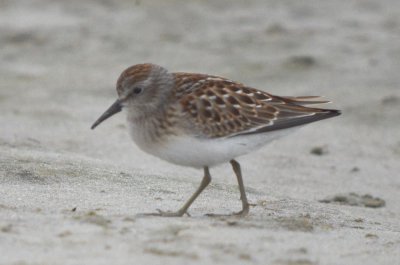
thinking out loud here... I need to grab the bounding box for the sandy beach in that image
[1,0,399,264]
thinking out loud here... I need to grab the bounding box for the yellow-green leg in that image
[150,166,211,217]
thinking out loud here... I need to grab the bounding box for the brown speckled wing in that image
[175,74,340,138]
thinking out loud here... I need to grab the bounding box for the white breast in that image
[129,121,296,168]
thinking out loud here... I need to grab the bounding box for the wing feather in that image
[176,74,340,138]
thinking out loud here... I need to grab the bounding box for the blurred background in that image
[1,0,399,264]
[1,0,399,161]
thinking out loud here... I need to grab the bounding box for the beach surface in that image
[1,0,399,264]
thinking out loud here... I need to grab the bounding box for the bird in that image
[91,63,340,217]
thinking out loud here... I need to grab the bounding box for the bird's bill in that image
[91,99,122,129]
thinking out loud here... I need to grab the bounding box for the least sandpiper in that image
[91,63,340,217]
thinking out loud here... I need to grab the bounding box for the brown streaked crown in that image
[116,63,155,96]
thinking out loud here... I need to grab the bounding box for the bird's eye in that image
[132,87,143,95]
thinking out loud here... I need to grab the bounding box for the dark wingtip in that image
[235,107,342,137]
[313,108,341,122]
[326,108,342,117]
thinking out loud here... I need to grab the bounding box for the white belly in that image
[129,123,296,168]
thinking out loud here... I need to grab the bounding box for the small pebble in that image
[310,146,328,156]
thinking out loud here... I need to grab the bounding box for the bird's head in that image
[91,63,172,129]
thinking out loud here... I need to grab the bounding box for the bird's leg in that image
[148,166,211,217]
[206,160,250,217]
[230,159,250,216]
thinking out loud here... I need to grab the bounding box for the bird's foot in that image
[141,209,190,217]
[206,203,250,217]
[232,207,250,217]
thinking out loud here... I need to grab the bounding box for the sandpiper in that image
[91,63,340,217]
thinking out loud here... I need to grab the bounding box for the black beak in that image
[91,99,122,130]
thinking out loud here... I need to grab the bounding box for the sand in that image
[1,0,399,264]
